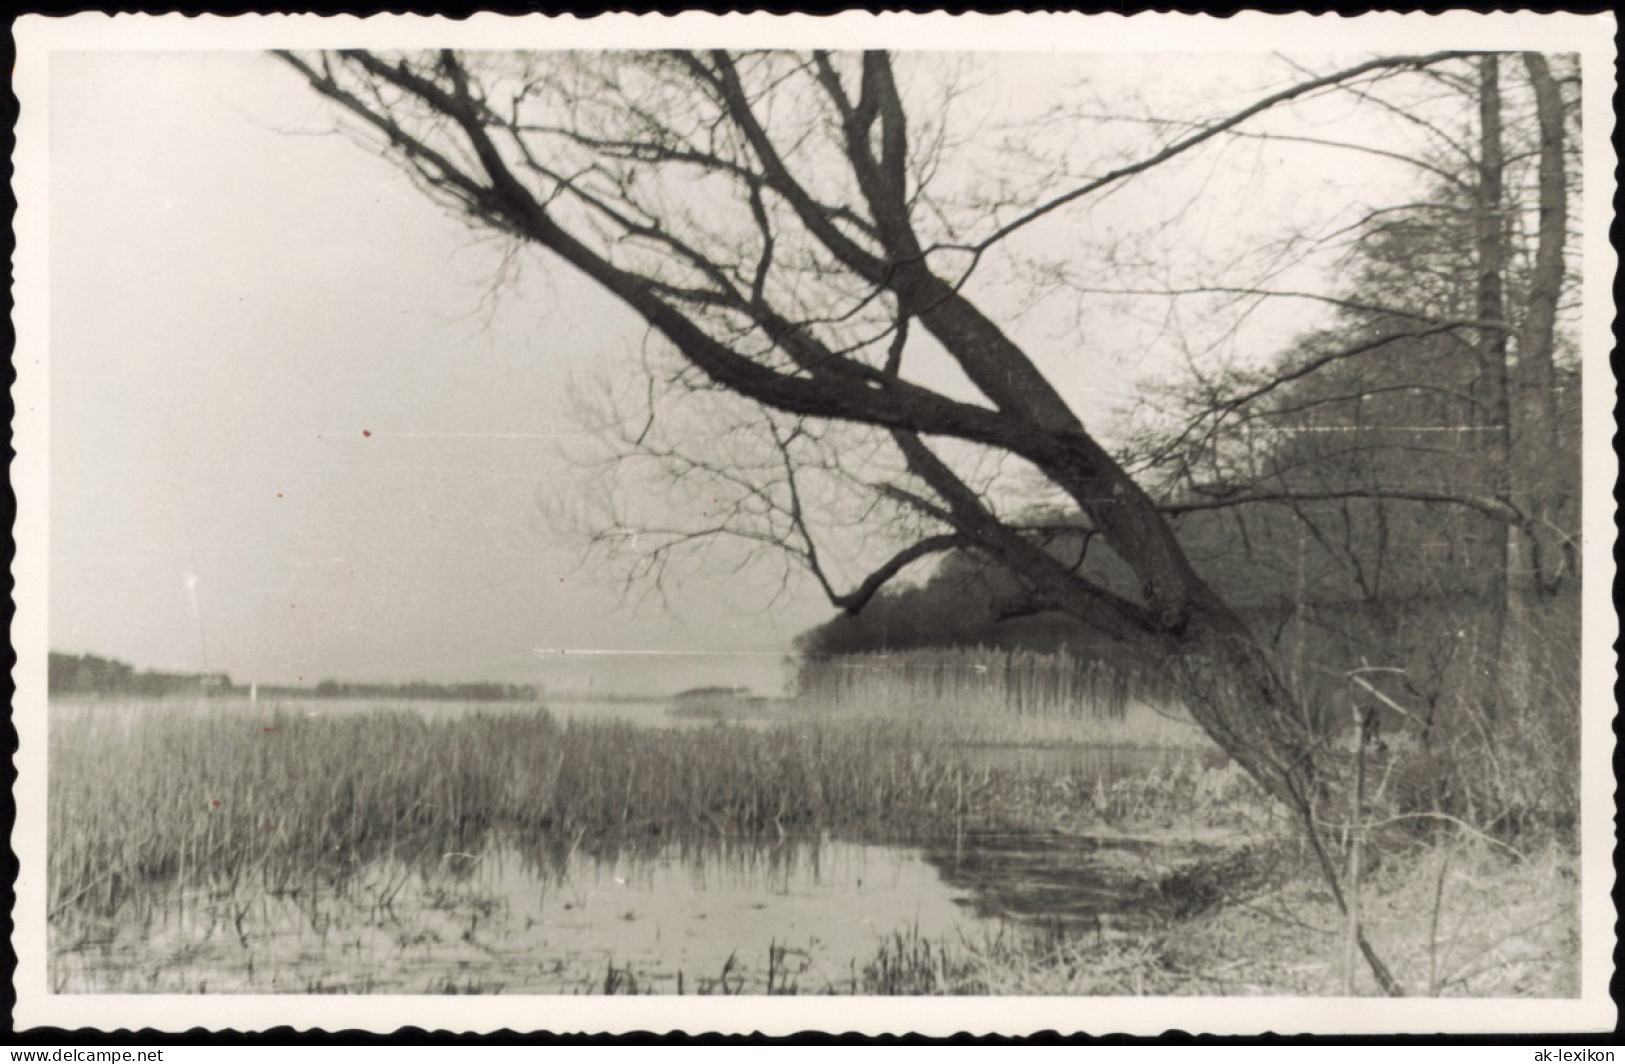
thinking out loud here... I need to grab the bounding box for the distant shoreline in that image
[46,651,541,703]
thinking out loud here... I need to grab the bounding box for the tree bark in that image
[1473,55,1518,720]
[1516,52,1574,593]
[278,47,1430,992]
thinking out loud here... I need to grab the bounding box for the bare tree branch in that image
[968,51,1478,253]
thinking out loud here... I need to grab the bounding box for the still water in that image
[48,695,775,729]
[49,697,1213,994]
[52,830,1183,994]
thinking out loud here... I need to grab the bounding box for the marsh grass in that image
[791,645,1217,754]
[49,694,1261,995]
[796,646,1178,722]
[48,693,1572,996]
[49,701,1055,924]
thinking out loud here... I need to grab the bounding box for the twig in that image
[1342,701,1373,994]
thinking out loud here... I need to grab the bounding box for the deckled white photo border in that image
[10,9,1617,1036]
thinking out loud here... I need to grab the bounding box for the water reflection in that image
[53,824,1214,995]
[53,836,1006,994]
[924,833,1168,932]
[49,698,1224,993]
[484,838,989,991]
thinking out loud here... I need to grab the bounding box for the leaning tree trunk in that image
[1165,607,1404,995]
[279,44,1413,995]
[1008,420,1404,992]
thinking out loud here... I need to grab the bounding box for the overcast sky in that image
[45,51,837,693]
[37,41,1546,695]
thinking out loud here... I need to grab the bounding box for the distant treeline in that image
[794,531,1579,741]
[48,653,233,699]
[47,652,539,702]
[310,679,540,702]
[671,685,753,702]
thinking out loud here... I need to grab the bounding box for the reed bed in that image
[49,703,1001,923]
[818,700,1211,750]
[799,646,1143,718]
[795,647,1210,749]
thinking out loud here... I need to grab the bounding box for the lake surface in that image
[47,695,1221,994]
[48,694,779,730]
[50,829,1189,995]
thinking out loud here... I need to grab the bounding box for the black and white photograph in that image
[10,11,1616,1035]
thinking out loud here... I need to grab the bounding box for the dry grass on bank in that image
[849,832,1578,997]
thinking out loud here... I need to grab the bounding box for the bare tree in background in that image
[278,48,1491,992]
[1105,52,1580,738]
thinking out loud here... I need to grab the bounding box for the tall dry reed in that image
[49,703,993,921]
[797,646,1144,718]
[795,646,1208,748]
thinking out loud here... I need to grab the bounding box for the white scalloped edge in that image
[8,9,1617,1038]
